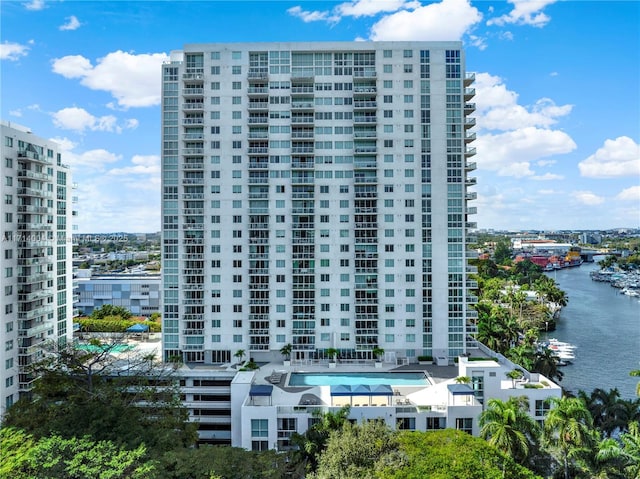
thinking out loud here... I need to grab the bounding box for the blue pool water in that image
[288,371,430,387]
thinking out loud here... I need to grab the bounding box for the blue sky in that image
[1,0,638,233]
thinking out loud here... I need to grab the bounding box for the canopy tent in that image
[126,323,150,333]
[249,384,273,405]
[329,384,393,406]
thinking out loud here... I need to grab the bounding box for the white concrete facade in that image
[0,121,73,416]
[161,41,478,367]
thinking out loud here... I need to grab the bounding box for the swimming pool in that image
[288,371,430,387]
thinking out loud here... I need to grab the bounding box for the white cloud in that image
[0,41,29,61]
[487,0,557,27]
[59,15,81,31]
[286,5,331,22]
[51,137,121,170]
[578,136,640,178]
[475,127,576,177]
[616,185,640,202]
[24,0,45,11]
[336,0,419,18]
[51,107,138,134]
[474,73,572,130]
[9,109,22,117]
[51,50,169,108]
[108,155,160,176]
[571,190,605,206]
[531,172,564,181]
[369,0,482,41]
[287,0,418,23]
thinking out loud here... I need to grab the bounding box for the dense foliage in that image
[77,317,161,333]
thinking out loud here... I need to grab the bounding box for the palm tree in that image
[280,343,293,362]
[596,421,640,479]
[631,369,640,397]
[532,347,564,383]
[480,397,540,469]
[234,349,246,366]
[455,376,471,384]
[506,369,524,389]
[583,388,627,438]
[543,396,595,479]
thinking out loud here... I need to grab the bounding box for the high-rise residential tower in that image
[0,121,74,415]
[161,42,477,366]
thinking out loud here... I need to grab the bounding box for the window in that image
[232,65,241,74]
[383,64,392,73]
[398,417,415,430]
[233,334,242,343]
[535,399,551,417]
[455,418,473,434]
[251,419,268,437]
[426,417,445,430]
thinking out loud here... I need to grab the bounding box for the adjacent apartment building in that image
[0,121,74,416]
[161,41,478,366]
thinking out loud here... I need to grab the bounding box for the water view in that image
[543,258,640,399]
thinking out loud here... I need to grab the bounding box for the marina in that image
[543,258,639,399]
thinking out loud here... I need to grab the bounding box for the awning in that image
[330,384,393,396]
[126,323,149,333]
[250,384,273,396]
[447,384,475,395]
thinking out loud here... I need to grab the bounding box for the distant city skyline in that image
[1,0,638,233]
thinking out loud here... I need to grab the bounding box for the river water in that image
[541,259,640,400]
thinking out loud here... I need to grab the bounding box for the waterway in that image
[542,259,640,399]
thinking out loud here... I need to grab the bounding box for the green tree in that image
[480,397,541,469]
[159,445,287,479]
[289,405,351,474]
[309,419,399,479]
[595,421,640,479]
[2,340,197,454]
[493,239,513,265]
[0,428,156,479]
[378,429,541,479]
[91,304,133,320]
[532,347,564,383]
[543,397,595,479]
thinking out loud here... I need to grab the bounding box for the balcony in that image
[183,132,204,140]
[248,101,269,110]
[17,223,52,231]
[291,147,314,155]
[183,148,204,156]
[248,116,268,124]
[17,205,50,214]
[17,170,49,181]
[248,69,268,81]
[464,118,476,129]
[183,87,204,96]
[465,191,477,201]
[353,70,376,78]
[354,130,377,138]
[464,72,475,86]
[182,103,204,111]
[464,132,476,143]
[466,206,477,215]
[354,146,377,155]
[353,85,376,94]
[464,103,476,114]
[464,88,475,100]
[248,131,269,139]
[466,177,477,186]
[248,147,268,155]
[291,86,314,95]
[291,131,314,139]
[247,86,268,96]
[354,100,377,109]
[182,162,204,170]
[182,118,204,125]
[354,116,376,124]
[465,148,476,157]
[18,149,50,164]
[17,188,53,198]
[291,101,314,110]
